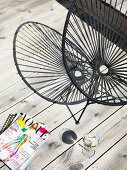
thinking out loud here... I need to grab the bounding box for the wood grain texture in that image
[26,105,122,170]
[0,0,67,71]
[42,105,126,170]
[0,0,127,170]
[88,135,127,170]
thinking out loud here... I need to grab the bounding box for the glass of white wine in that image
[79,133,99,158]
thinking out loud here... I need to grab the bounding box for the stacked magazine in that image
[0,113,49,170]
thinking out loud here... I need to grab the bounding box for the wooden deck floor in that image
[0,0,127,170]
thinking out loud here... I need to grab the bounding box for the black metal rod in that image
[76,99,90,124]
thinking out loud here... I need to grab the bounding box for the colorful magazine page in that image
[0,113,49,170]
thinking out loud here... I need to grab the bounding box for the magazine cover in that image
[0,113,49,170]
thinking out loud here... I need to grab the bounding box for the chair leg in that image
[64,98,91,124]
[64,102,78,123]
[75,99,90,124]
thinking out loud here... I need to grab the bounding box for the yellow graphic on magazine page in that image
[17,116,26,126]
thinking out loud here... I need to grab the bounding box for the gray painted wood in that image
[0,0,127,170]
[41,105,127,170]
[26,105,122,170]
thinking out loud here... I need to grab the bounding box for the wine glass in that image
[79,133,99,158]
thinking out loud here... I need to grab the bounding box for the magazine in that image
[0,113,49,170]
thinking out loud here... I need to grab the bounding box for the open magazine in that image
[0,113,49,170]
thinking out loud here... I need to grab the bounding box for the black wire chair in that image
[13,0,127,124]
[13,21,87,123]
[62,0,127,123]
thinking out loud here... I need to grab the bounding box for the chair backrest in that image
[58,0,127,51]
[13,21,86,105]
[62,0,127,106]
[76,0,127,51]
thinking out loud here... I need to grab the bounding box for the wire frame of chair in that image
[62,0,127,107]
[13,21,86,106]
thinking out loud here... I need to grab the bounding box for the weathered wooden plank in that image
[0,165,9,170]
[87,136,127,170]
[0,93,86,130]
[0,65,86,116]
[0,1,126,170]
[40,105,126,170]
[0,66,21,93]
[0,92,51,129]
[0,161,5,169]
[0,0,67,72]
[0,82,33,114]
[116,0,127,13]
[0,91,86,170]
[0,88,122,170]
[0,0,126,94]
[0,29,63,92]
[0,26,66,114]
[26,104,122,170]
